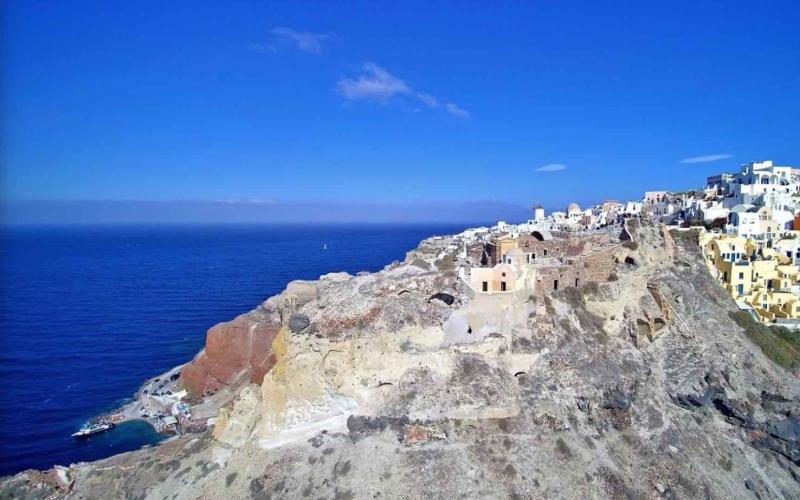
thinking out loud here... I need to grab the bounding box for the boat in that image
[72,421,114,438]
[323,243,328,250]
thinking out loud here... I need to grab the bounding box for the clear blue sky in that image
[2,1,799,223]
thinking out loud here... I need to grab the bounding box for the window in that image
[575,278,579,287]
[501,281,507,292]
[554,279,559,291]
[501,272,506,277]
[739,273,744,279]
[482,281,488,292]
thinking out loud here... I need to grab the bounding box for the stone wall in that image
[529,247,619,297]
[517,234,609,261]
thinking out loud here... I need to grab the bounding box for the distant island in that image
[4,159,800,499]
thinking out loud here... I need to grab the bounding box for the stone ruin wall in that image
[530,247,619,298]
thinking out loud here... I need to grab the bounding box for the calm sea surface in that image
[0,223,466,475]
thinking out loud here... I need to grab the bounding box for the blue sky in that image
[2,1,799,223]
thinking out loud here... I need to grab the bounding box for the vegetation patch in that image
[559,318,574,337]
[555,437,573,459]
[728,311,800,369]
[434,253,456,271]
[554,285,608,343]
[669,229,700,245]
[621,240,639,251]
[544,296,556,316]
[410,258,431,270]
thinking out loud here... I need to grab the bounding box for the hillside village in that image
[7,159,800,499]
[436,159,800,328]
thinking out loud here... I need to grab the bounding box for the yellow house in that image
[703,233,800,323]
[492,235,519,264]
[744,289,800,323]
[706,236,753,294]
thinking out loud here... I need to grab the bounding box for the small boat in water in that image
[72,421,114,438]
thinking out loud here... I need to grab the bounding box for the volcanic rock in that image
[180,312,280,396]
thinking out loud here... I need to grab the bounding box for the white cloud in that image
[414,92,439,108]
[680,154,732,164]
[445,102,470,119]
[269,27,328,54]
[336,63,468,118]
[337,63,410,101]
[535,163,567,172]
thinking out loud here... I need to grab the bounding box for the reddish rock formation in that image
[180,313,280,397]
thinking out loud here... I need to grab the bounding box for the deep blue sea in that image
[0,223,465,476]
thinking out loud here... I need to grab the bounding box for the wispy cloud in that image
[445,102,470,119]
[337,63,410,101]
[535,163,567,172]
[680,154,732,164]
[336,63,469,119]
[414,92,439,108]
[268,27,329,54]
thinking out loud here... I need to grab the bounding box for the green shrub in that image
[728,311,800,369]
[622,240,639,251]
[553,286,608,343]
[410,258,431,270]
[669,229,700,244]
[555,438,573,459]
[582,281,601,295]
[544,296,556,315]
[434,253,456,271]
[771,325,800,351]
[559,318,574,336]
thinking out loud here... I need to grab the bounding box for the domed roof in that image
[730,204,754,213]
[567,202,581,212]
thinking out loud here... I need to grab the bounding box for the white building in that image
[727,206,782,248]
[622,201,642,216]
[730,160,799,205]
[773,235,800,266]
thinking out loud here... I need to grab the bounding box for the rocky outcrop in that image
[180,312,281,397]
[212,384,262,447]
[6,221,800,500]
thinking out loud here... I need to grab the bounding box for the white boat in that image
[72,422,114,438]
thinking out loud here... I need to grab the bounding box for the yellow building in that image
[492,235,519,264]
[743,289,800,323]
[705,236,752,294]
[703,234,800,323]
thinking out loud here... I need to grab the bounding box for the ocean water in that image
[0,223,465,476]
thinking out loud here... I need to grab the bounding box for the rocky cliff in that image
[180,312,281,397]
[4,222,800,500]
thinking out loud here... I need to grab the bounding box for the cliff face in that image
[5,222,800,500]
[180,312,281,397]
